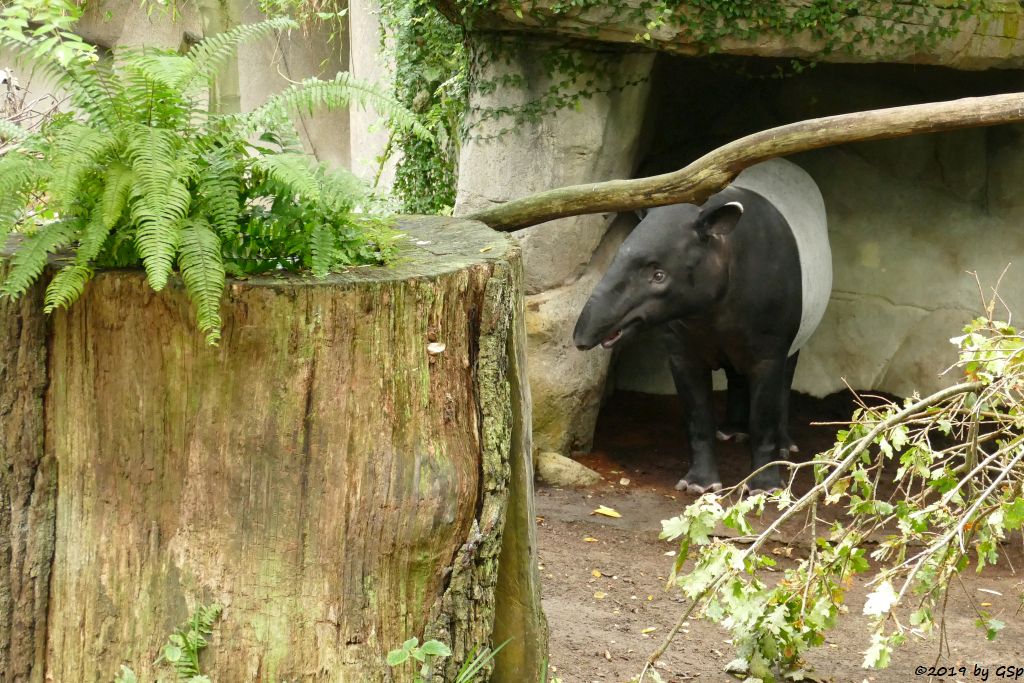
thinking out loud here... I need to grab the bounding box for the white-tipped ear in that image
[697,201,744,237]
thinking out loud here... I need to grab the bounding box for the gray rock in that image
[535,451,603,487]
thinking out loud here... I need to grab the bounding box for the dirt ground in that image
[536,391,1024,683]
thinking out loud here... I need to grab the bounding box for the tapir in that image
[573,158,831,493]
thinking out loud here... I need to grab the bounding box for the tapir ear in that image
[696,201,744,237]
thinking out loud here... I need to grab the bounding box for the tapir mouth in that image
[596,318,642,350]
[600,329,624,348]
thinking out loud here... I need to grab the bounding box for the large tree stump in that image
[0,216,547,682]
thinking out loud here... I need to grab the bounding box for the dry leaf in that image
[479,246,493,253]
[593,505,622,518]
[592,569,602,578]
[641,627,657,634]
[594,591,607,600]
[583,537,598,543]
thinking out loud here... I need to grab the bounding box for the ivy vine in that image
[377,0,468,214]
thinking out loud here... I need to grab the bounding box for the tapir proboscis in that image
[573,158,832,493]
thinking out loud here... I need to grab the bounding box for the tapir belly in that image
[732,159,832,355]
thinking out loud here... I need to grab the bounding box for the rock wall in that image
[455,36,654,455]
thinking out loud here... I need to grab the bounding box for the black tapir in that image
[573,158,831,493]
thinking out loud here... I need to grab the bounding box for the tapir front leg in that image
[669,352,720,494]
[746,358,789,493]
[717,363,749,443]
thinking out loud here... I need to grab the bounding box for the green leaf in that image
[862,632,892,669]
[420,640,451,657]
[161,644,183,663]
[1004,498,1024,530]
[386,649,409,666]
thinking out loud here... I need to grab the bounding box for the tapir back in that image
[732,159,831,355]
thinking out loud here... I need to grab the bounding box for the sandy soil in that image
[536,391,1024,683]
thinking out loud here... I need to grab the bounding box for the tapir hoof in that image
[716,429,749,443]
[743,471,784,496]
[674,478,723,494]
[741,483,782,496]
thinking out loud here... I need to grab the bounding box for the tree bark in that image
[0,216,546,682]
[0,266,53,683]
[469,92,1024,232]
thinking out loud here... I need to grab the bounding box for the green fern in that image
[0,222,76,298]
[241,72,432,141]
[99,162,136,229]
[44,263,94,313]
[0,11,427,344]
[178,219,225,345]
[154,603,223,680]
[179,17,297,90]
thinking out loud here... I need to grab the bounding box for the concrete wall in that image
[3,0,391,180]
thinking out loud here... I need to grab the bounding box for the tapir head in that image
[573,200,744,350]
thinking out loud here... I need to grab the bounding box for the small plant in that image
[0,4,428,344]
[387,637,453,681]
[386,636,509,682]
[115,603,222,683]
[642,282,1024,682]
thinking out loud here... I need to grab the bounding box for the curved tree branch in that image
[469,92,1024,232]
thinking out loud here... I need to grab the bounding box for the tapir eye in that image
[652,270,666,283]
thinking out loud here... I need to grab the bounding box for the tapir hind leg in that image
[668,352,720,494]
[717,363,749,443]
[777,352,799,455]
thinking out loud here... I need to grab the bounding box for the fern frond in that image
[117,54,196,129]
[99,161,135,229]
[126,126,191,290]
[49,123,121,212]
[178,219,225,345]
[0,221,76,299]
[0,153,44,236]
[317,166,367,213]
[124,49,192,91]
[180,18,297,91]
[240,73,432,142]
[58,58,123,130]
[193,151,241,239]
[253,153,322,201]
[309,223,336,278]
[43,263,93,312]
